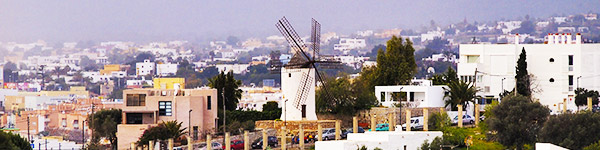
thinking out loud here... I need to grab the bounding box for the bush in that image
[539,112,600,149]
[583,140,600,150]
[420,137,443,150]
[442,127,471,147]
[0,131,31,150]
[428,111,451,131]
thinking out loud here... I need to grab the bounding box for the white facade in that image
[156,63,178,76]
[238,87,282,111]
[215,64,249,74]
[457,34,599,111]
[375,82,447,108]
[136,59,155,76]
[280,68,317,121]
[315,131,443,150]
[334,38,366,53]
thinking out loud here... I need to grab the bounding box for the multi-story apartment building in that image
[116,88,217,149]
[333,38,367,53]
[136,59,155,76]
[458,33,600,111]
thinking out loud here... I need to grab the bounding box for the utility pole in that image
[82,120,85,149]
[222,86,226,146]
[90,103,95,142]
[27,116,30,143]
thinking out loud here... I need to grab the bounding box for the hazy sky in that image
[0,0,598,43]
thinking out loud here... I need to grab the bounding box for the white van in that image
[400,116,424,131]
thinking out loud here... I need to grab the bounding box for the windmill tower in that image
[274,17,340,121]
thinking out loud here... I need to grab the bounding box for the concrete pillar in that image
[588,97,593,111]
[148,140,154,150]
[370,115,376,132]
[423,108,429,131]
[317,123,322,141]
[353,117,358,133]
[391,111,396,131]
[475,104,480,126]
[207,134,212,150]
[405,109,411,131]
[563,98,567,113]
[335,121,341,140]
[299,124,305,149]
[168,138,173,150]
[281,127,287,150]
[262,130,268,150]
[130,143,135,150]
[187,137,193,150]
[225,132,231,150]
[244,130,249,150]
[458,104,463,128]
[387,113,393,131]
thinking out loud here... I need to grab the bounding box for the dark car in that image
[222,140,244,150]
[342,127,365,138]
[251,136,278,149]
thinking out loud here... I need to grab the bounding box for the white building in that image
[136,59,155,76]
[375,80,447,108]
[334,38,367,53]
[422,53,457,63]
[316,131,442,150]
[420,31,445,42]
[457,33,597,111]
[238,87,282,111]
[215,64,250,74]
[156,63,178,76]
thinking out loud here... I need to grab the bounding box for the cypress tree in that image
[515,47,531,97]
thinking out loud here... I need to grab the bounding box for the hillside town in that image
[2,2,600,150]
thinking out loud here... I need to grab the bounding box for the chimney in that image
[576,33,582,44]
[567,33,572,44]
[515,33,520,44]
[547,33,554,44]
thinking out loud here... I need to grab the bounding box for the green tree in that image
[516,48,531,97]
[162,120,188,140]
[316,75,355,114]
[540,112,600,149]
[262,101,279,112]
[584,140,600,150]
[88,109,122,149]
[487,94,549,150]
[574,88,599,107]
[431,66,458,85]
[420,137,443,150]
[428,111,451,131]
[0,131,31,150]
[444,80,480,111]
[373,36,417,86]
[208,71,242,111]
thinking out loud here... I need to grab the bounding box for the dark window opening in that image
[289,73,291,77]
[550,78,555,82]
[409,92,415,102]
[569,75,574,85]
[126,113,143,124]
[569,55,574,65]
[549,58,554,62]
[207,96,212,110]
[159,101,172,116]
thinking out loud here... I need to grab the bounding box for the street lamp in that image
[577,76,582,88]
[501,78,506,91]
[189,109,192,138]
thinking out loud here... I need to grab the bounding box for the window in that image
[126,113,143,124]
[568,55,573,65]
[467,55,480,63]
[569,75,574,85]
[549,78,555,82]
[61,118,67,128]
[549,58,555,62]
[126,94,146,106]
[73,120,79,130]
[207,96,212,110]
[159,101,172,116]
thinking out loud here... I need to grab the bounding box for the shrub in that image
[583,140,600,150]
[428,111,451,131]
[539,112,600,149]
[420,137,443,150]
[442,127,471,147]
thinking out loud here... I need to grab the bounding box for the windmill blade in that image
[276,17,312,61]
[311,63,339,106]
[311,18,321,60]
[293,70,313,110]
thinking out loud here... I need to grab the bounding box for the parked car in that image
[375,123,389,131]
[452,114,475,124]
[222,140,244,150]
[401,117,424,130]
[251,136,278,149]
[199,142,222,150]
[342,127,365,138]
[322,128,336,140]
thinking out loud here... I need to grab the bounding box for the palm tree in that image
[162,120,188,140]
[444,80,480,111]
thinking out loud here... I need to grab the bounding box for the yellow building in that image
[4,96,25,111]
[153,78,185,89]
[100,64,121,75]
[18,86,89,98]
